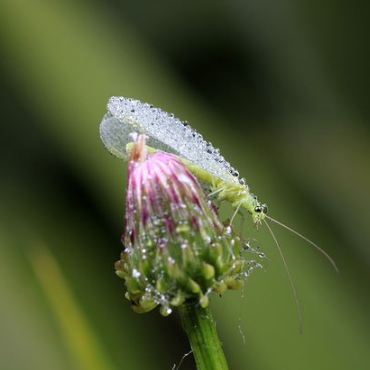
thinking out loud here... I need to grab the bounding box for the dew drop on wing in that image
[102,97,243,185]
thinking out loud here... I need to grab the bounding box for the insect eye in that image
[254,206,262,213]
[262,204,268,214]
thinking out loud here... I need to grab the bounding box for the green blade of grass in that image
[28,242,115,370]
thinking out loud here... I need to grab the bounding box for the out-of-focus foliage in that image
[0,0,369,369]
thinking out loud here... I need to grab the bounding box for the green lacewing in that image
[100,96,338,331]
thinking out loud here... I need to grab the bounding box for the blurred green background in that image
[1,1,370,369]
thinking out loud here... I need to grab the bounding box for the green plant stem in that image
[178,303,229,370]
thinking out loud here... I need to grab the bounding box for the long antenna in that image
[265,215,339,273]
[264,219,303,334]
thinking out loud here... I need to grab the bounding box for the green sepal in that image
[187,278,201,293]
[203,263,215,280]
[213,282,228,294]
[199,294,209,308]
[225,278,244,290]
[170,290,185,307]
[132,299,157,314]
[115,270,127,279]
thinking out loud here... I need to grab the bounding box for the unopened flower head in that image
[115,134,255,316]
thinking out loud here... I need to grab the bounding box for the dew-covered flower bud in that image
[115,134,253,316]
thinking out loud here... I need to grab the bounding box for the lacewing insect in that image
[100,96,338,330]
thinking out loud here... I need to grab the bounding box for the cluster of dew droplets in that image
[106,97,246,185]
[240,239,265,278]
[131,235,175,316]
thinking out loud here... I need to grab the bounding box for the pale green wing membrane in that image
[99,97,241,185]
[100,113,175,161]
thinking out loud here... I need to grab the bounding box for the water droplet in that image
[239,178,246,186]
[204,236,212,244]
[132,269,141,278]
[165,307,172,315]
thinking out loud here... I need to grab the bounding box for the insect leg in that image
[230,200,243,225]
[207,186,226,199]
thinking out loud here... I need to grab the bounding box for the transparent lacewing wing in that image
[99,97,242,185]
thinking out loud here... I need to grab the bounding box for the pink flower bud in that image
[115,134,253,315]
